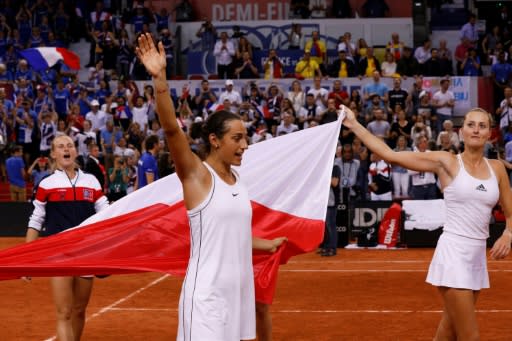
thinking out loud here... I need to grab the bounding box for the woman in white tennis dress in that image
[341,105,512,341]
[136,33,286,341]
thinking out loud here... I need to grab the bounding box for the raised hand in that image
[135,33,166,78]
[339,104,356,129]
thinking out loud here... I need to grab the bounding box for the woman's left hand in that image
[490,233,511,260]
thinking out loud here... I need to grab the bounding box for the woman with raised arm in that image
[342,105,512,340]
[135,33,285,341]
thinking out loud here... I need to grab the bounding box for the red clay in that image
[0,238,511,340]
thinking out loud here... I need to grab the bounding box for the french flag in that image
[19,47,81,71]
[0,116,342,304]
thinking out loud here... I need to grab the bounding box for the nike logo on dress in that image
[475,184,487,192]
[232,193,239,197]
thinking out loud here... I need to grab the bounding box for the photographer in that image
[336,144,360,202]
[107,155,129,202]
[196,20,217,51]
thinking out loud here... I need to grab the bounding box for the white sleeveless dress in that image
[426,154,499,290]
[177,163,256,341]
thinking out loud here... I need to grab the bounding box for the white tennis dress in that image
[177,163,256,341]
[426,154,499,290]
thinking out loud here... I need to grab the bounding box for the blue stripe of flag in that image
[19,49,50,71]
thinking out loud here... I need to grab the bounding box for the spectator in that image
[131,96,150,134]
[460,13,479,46]
[337,143,360,200]
[408,135,438,200]
[85,99,107,134]
[234,51,259,79]
[295,50,321,78]
[15,99,37,165]
[423,48,452,77]
[416,90,436,126]
[491,51,512,108]
[52,80,71,119]
[213,32,235,79]
[84,142,106,191]
[410,114,432,145]
[319,98,338,125]
[436,119,460,150]
[86,1,112,67]
[389,109,412,148]
[304,31,327,75]
[381,51,397,77]
[337,32,357,62]
[136,135,160,189]
[321,162,340,257]
[362,0,390,17]
[28,155,50,187]
[263,49,283,79]
[364,94,382,123]
[100,120,122,171]
[396,46,420,78]
[288,23,304,50]
[358,46,381,77]
[328,49,356,78]
[497,87,512,137]
[437,131,459,154]
[460,47,481,76]
[235,36,253,61]
[454,37,473,75]
[194,79,217,115]
[438,39,453,61]
[367,108,390,141]
[307,76,328,111]
[6,145,26,202]
[328,79,349,108]
[356,38,369,61]
[107,155,129,202]
[309,0,327,19]
[300,93,322,129]
[154,7,171,32]
[368,152,392,200]
[196,20,217,52]
[432,77,455,132]
[388,77,408,113]
[159,28,174,79]
[276,112,298,135]
[386,32,404,61]
[388,136,411,200]
[362,70,388,108]
[287,80,306,116]
[218,79,242,113]
[263,83,283,130]
[415,39,433,72]
[38,110,58,158]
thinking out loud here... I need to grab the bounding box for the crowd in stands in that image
[1,0,512,206]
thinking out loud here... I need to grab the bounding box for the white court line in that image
[43,274,169,341]
[288,260,512,264]
[105,307,512,314]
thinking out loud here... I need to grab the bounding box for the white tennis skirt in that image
[426,231,489,290]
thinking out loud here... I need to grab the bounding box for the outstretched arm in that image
[341,105,455,175]
[135,33,203,183]
[490,160,512,259]
[253,237,287,253]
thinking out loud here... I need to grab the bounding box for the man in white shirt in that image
[85,100,107,134]
[337,32,356,62]
[276,112,299,136]
[218,79,242,113]
[307,76,329,112]
[414,39,432,65]
[432,77,455,133]
[213,31,236,79]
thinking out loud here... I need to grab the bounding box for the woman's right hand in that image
[135,33,166,78]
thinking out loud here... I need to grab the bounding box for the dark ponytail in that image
[200,110,241,155]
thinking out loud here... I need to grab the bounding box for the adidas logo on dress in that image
[475,184,487,192]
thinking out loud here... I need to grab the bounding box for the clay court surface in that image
[1,237,512,340]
